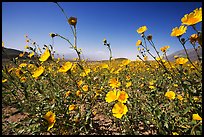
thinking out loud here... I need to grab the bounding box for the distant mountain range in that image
[2,47,202,62]
[165,47,202,61]
[2,47,27,60]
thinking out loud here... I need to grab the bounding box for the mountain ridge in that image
[2,47,202,62]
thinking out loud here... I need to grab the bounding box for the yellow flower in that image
[105,89,118,103]
[126,81,132,88]
[121,59,131,66]
[112,102,128,119]
[160,46,170,52]
[194,7,202,17]
[109,78,121,88]
[28,52,34,58]
[177,95,183,101]
[149,85,156,89]
[113,68,122,74]
[137,26,147,34]
[192,114,202,121]
[8,68,13,73]
[56,57,60,63]
[44,111,56,131]
[2,79,7,83]
[143,56,148,61]
[80,72,86,77]
[181,7,202,26]
[92,110,97,116]
[20,77,26,83]
[149,80,155,85]
[165,91,176,100]
[174,55,179,59]
[172,132,179,135]
[80,68,91,77]
[28,64,35,69]
[76,90,82,96]
[24,45,29,49]
[175,57,188,65]
[85,68,91,75]
[136,40,142,46]
[82,85,88,92]
[19,63,27,68]
[15,68,23,78]
[171,25,187,37]
[193,96,199,102]
[32,66,44,78]
[68,16,77,26]
[58,61,73,73]
[39,48,50,62]
[65,91,71,98]
[117,90,128,103]
[101,63,109,69]
[77,80,83,87]
[69,104,76,111]
[19,53,24,57]
[126,75,131,81]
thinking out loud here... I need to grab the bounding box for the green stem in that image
[191,43,201,62]
[55,2,75,37]
[164,52,177,75]
[190,121,202,135]
[108,46,112,65]
[56,33,74,47]
[73,26,81,62]
[178,37,201,74]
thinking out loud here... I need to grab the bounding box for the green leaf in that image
[164,122,168,129]
[189,120,197,125]
[51,104,55,109]
[2,91,12,95]
[183,107,191,115]
[195,131,201,135]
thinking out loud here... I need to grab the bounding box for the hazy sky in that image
[2,2,202,60]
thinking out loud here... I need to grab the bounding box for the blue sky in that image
[2,2,202,61]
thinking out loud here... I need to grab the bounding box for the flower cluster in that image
[44,111,56,131]
[105,89,128,119]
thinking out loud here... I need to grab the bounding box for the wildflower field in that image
[2,4,202,135]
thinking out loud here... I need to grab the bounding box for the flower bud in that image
[136,40,142,46]
[103,38,107,45]
[181,38,185,44]
[68,17,77,26]
[50,33,57,38]
[189,34,198,44]
[147,34,152,41]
